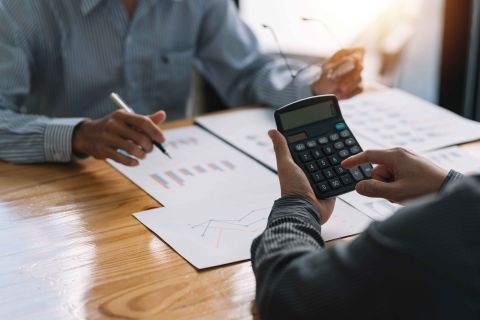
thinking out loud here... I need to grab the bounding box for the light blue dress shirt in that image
[0,0,316,163]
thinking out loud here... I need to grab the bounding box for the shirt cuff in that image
[439,170,464,192]
[270,195,322,225]
[44,118,87,162]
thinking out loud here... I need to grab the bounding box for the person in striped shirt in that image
[0,0,363,165]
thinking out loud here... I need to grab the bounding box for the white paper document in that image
[108,126,279,206]
[340,89,480,152]
[134,193,371,269]
[339,146,480,221]
[423,146,480,174]
[340,191,402,221]
[196,108,278,170]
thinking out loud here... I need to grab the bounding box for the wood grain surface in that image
[1,114,479,320]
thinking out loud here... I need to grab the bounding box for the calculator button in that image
[317,158,329,169]
[299,151,312,163]
[360,164,373,178]
[340,174,353,185]
[311,172,324,182]
[312,148,323,159]
[305,162,319,172]
[335,122,347,131]
[317,182,330,193]
[335,166,346,175]
[339,130,351,138]
[306,140,317,148]
[345,138,356,146]
[350,145,361,154]
[295,143,306,151]
[334,141,345,149]
[323,168,335,179]
[329,133,340,141]
[338,149,350,158]
[318,137,329,144]
[323,145,334,155]
[349,167,364,181]
[328,155,340,165]
[329,178,342,189]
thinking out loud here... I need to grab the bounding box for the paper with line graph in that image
[134,188,371,269]
[108,126,279,206]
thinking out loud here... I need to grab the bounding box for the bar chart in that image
[149,160,236,188]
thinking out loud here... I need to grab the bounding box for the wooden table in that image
[1,115,480,320]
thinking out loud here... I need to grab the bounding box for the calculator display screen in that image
[279,101,337,130]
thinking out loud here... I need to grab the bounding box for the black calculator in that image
[274,95,373,199]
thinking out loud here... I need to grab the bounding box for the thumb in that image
[149,110,167,124]
[268,129,293,166]
[355,179,396,200]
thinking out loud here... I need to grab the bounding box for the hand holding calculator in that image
[274,95,373,199]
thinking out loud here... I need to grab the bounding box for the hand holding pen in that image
[72,94,169,166]
[110,93,171,159]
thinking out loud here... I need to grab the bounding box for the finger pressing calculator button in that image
[345,138,356,146]
[306,140,317,148]
[350,145,361,154]
[305,162,319,172]
[335,166,346,175]
[328,155,340,165]
[329,133,340,141]
[318,137,329,144]
[323,145,334,155]
[360,164,373,178]
[340,174,353,185]
[339,130,351,138]
[329,178,342,189]
[299,151,312,163]
[312,148,323,159]
[349,167,364,181]
[338,149,350,158]
[323,168,335,179]
[317,182,330,193]
[294,143,306,151]
[317,158,329,169]
[311,172,324,182]
[334,141,345,149]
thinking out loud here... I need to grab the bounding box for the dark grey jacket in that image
[251,171,480,319]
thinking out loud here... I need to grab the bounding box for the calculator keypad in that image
[290,123,372,198]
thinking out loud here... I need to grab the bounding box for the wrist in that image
[72,120,91,157]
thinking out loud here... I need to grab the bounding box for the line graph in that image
[189,207,270,238]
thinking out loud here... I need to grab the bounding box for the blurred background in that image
[229,0,480,120]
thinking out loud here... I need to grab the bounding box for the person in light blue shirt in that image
[0,0,363,166]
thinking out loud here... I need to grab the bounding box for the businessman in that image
[251,129,480,319]
[0,0,363,166]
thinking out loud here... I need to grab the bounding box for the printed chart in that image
[150,160,236,189]
[196,108,278,170]
[340,89,480,152]
[134,191,371,269]
[423,146,480,175]
[340,191,402,221]
[108,126,279,206]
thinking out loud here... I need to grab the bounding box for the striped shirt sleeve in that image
[0,3,86,164]
[195,0,316,109]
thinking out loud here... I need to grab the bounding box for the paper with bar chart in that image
[108,126,279,206]
[134,190,372,269]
